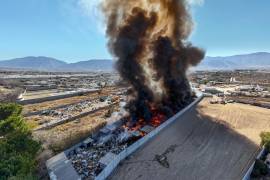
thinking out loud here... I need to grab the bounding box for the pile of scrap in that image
[67,121,156,179]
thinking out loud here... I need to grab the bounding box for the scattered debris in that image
[140,125,155,134]
[154,144,178,169]
[67,120,143,179]
[155,154,170,168]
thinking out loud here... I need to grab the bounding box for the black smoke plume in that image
[101,0,205,122]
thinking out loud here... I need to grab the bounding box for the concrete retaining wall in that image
[18,89,99,105]
[95,93,203,180]
[46,153,81,180]
[242,148,266,180]
[47,91,203,180]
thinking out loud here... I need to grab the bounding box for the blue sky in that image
[0,0,269,62]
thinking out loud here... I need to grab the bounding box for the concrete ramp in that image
[46,153,81,180]
[109,105,259,180]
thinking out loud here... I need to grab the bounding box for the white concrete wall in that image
[242,148,266,180]
[46,90,203,180]
[18,89,99,105]
[95,92,204,180]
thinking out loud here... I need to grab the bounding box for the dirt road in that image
[109,99,263,180]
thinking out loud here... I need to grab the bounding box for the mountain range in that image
[0,57,114,72]
[0,52,269,72]
[197,52,270,70]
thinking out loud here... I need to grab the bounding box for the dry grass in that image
[198,98,270,144]
[32,106,109,179]
[33,110,107,153]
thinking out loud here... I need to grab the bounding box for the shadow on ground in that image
[109,105,259,180]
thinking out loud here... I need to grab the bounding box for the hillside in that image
[0,56,67,71]
[0,57,114,72]
[0,52,270,72]
[197,52,270,70]
[66,60,114,72]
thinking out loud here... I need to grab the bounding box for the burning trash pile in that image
[68,122,129,179]
[68,116,166,179]
[67,0,204,179]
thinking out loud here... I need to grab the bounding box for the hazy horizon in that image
[0,51,270,63]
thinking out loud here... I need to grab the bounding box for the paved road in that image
[110,104,259,180]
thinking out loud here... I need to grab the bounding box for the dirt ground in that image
[230,96,270,103]
[198,98,270,144]
[34,110,107,153]
[109,98,270,180]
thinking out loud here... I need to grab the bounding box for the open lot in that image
[109,99,270,180]
[198,98,270,144]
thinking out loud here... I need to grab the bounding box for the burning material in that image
[102,0,205,125]
[66,1,205,179]
[68,104,182,179]
[140,125,155,134]
[68,121,139,179]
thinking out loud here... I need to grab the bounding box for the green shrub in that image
[260,132,270,151]
[251,159,268,178]
[0,103,22,121]
[0,116,27,137]
[8,174,37,180]
[0,103,40,180]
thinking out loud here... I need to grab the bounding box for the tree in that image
[0,103,41,179]
[260,132,270,151]
[251,159,268,178]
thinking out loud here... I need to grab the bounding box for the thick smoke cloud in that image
[101,0,205,121]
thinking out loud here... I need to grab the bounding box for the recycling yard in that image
[22,86,122,115]
[24,87,270,179]
[25,86,125,141]
[20,85,127,179]
[2,70,269,180]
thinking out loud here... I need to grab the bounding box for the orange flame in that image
[124,105,167,136]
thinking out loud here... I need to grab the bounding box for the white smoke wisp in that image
[187,0,204,6]
[78,0,105,34]
[78,0,100,17]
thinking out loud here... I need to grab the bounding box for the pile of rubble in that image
[67,120,156,179]
[41,109,65,117]
[40,96,117,119]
